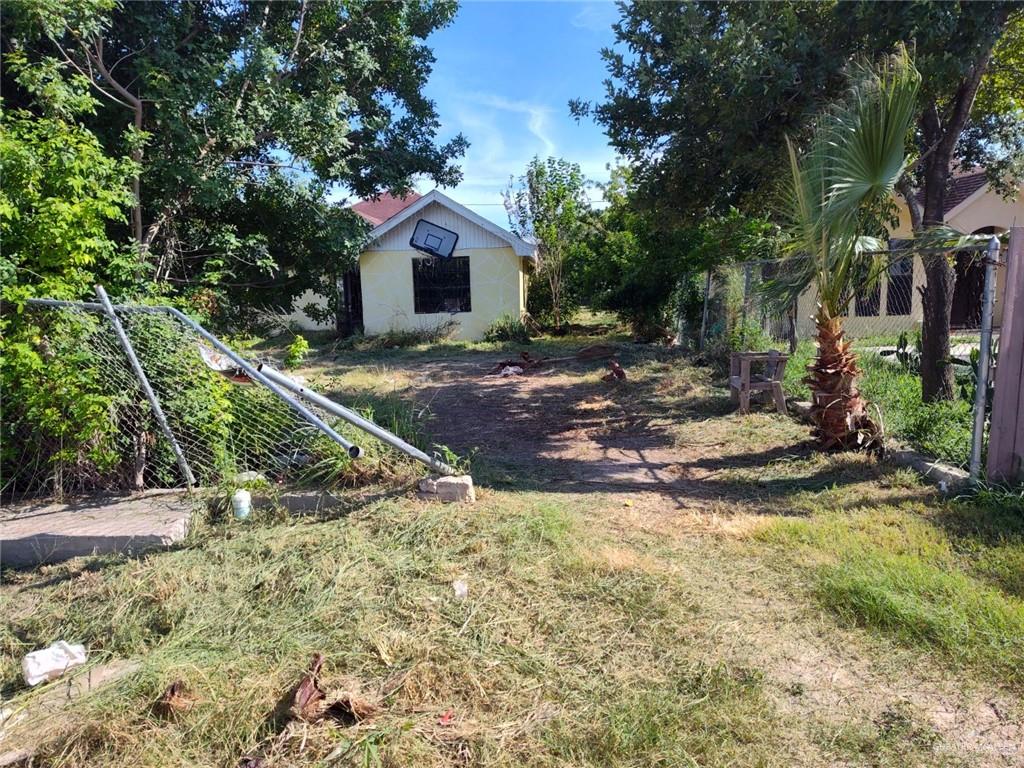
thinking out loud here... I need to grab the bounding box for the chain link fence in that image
[688,243,1009,473]
[2,301,425,504]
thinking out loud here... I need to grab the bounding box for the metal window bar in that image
[412,256,471,314]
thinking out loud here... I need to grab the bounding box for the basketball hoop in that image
[409,219,458,259]
[198,343,252,384]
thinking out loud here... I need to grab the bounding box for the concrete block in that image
[1,490,192,570]
[418,475,476,503]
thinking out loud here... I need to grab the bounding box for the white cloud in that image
[570,2,618,33]
[410,91,618,225]
[463,92,557,158]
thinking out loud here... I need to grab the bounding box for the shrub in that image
[284,335,311,369]
[483,314,531,344]
[334,320,459,351]
[703,318,777,373]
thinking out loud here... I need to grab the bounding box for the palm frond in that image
[761,45,921,317]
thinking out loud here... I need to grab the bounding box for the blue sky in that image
[412,1,621,224]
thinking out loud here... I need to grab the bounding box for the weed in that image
[283,335,311,369]
[759,505,1024,685]
[483,313,532,344]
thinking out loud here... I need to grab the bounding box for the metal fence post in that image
[94,285,196,489]
[740,261,752,348]
[969,237,1001,483]
[699,270,712,352]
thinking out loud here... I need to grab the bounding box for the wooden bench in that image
[730,351,789,415]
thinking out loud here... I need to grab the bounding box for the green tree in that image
[581,165,695,340]
[3,0,467,305]
[582,165,779,344]
[574,0,1022,401]
[0,91,141,497]
[0,106,135,303]
[179,173,370,330]
[503,157,592,329]
[768,48,921,450]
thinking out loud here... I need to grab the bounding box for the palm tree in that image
[768,47,920,450]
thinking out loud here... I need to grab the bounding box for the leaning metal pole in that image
[159,307,363,459]
[258,364,458,476]
[94,285,196,488]
[969,237,1001,483]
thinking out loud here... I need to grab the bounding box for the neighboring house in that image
[283,190,537,340]
[795,171,1023,338]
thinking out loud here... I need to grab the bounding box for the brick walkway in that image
[0,489,193,570]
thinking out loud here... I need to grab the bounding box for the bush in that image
[703,318,777,373]
[284,335,310,369]
[484,314,532,344]
[333,320,459,351]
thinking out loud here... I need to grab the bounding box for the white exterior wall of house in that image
[279,288,335,331]
[281,192,534,339]
[795,183,1024,338]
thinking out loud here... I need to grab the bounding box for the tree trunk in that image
[918,147,957,401]
[919,256,957,402]
[914,9,1009,401]
[804,306,881,451]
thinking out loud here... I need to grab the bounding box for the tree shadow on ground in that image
[346,346,939,514]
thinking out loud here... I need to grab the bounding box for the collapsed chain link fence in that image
[2,302,414,504]
[689,243,1008,472]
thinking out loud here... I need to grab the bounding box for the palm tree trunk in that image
[804,306,881,451]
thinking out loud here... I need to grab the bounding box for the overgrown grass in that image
[4,321,1021,766]
[756,498,1024,686]
[782,340,974,467]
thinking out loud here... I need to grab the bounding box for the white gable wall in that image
[365,201,509,252]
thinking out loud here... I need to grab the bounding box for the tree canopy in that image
[576,0,1022,400]
[2,0,467,319]
[503,157,593,328]
[575,1,1021,221]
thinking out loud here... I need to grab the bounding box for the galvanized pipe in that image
[94,285,196,488]
[969,237,1001,483]
[158,308,363,460]
[258,364,458,476]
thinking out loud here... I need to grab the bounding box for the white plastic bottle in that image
[231,488,252,519]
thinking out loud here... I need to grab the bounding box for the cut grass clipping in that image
[0,495,800,767]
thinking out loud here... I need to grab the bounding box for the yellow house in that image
[286,190,537,340]
[795,171,1023,338]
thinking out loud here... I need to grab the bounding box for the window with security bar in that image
[887,256,913,316]
[855,283,880,316]
[412,256,471,314]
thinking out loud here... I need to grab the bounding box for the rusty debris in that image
[153,680,197,717]
[486,345,622,377]
[323,694,380,726]
[288,653,326,721]
[574,343,617,361]
[487,351,548,375]
[602,360,627,382]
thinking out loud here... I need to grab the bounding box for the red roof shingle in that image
[914,171,988,217]
[351,192,422,226]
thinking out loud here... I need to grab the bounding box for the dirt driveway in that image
[340,345,869,513]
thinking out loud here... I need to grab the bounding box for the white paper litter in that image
[22,641,87,686]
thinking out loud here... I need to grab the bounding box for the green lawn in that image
[783,340,975,468]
